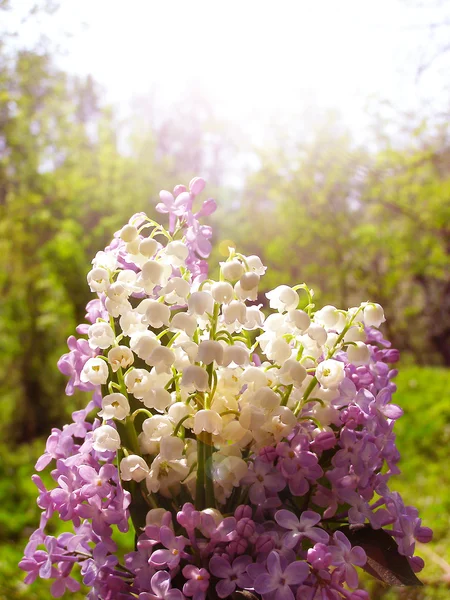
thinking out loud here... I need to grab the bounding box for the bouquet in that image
[20,177,432,600]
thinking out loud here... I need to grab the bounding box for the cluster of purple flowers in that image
[20,177,432,599]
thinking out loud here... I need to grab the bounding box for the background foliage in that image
[0,2,448,598]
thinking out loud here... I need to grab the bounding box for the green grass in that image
[0,367,449,599]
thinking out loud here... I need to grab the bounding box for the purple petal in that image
[284,561,309,585]
[216,579,235,598]
[210,556,231,578]
[254,573,278,594]
[151,570,171,596]
[267,551,282,576]
[275,510,299,530]
[299,511,321,529]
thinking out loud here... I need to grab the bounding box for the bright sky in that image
[4,0,449,150]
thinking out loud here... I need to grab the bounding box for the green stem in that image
[195,438,206,510]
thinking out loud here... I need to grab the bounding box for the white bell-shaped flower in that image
[277,359,307,386]
[347,341,371,366]
[245,254,267,275]
[98,393,130,420]
[252,386,280,410]
[220,258,245,282]
[87,267,109,293]
[188,291,214,317]
[119,310,146,336]
[223,300,247,325]
[142,415,174,441]
[92,250,117,271]
[316,359,345,389]
[125,237,141,255]
[80,357,109,385]
[211,281,234,304]
[106,281,129,303]
[222,343,249,367]
[264,337,292,363]
[107,346,134,372]
[307,323,328,346]
[159,436,185,460]
[241,366,268,390]
[147,346,175,374]
[244,304,265,329]
[130,330,160,362]
[193,409,223,435]
[160,277,190,305]
[92,425,121,452]
[164,241,189,267]
[140,259,171,287]
[88,322,115,350]
[286,309,311,333]
[137,299,171,328]
[196,340,224,365]
[213,454,248,489]
[139,237,158,258]
[266,285,299,313]
[143,387,172,412]
[120,455,149,482]
[168,402,194,429]
[170,312,197,337]
[124,368,152,398]
[180,365,209,392]
[362,302,385,328]
[235,273,259,301]
[314,305,340,328]
[344,326,366,343]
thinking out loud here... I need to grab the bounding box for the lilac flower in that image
[57,335,98,395]
[79,464,116,498]
[209,555,252,598]
[149,526,188,569]
[253,551,309,600]
[241,458,285,504]
[139,570,184,600]
[307,543,333,570]
[329,531,366,589]
[182,565,210,600]
[275,510,329,547]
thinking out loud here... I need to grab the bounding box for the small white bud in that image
[211,281,234,304]
[120,224,139,243]
[315,305,340,328]
[165,241,189,267]
[307,323,327,346]
[287,309,311,333]
[220,259,245,281]
[245,255,267,275]
[139,237,158,258]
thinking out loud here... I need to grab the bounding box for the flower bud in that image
[239,272,260,291]
[307,323,327,346]
[120,455,149,482]
[119,224,139,243]
[92,425,121,452]
[189,176,206,195]
[220,259,245,282]
[245,254,266,275]
[287,309,310,333]
[139,237,158,258]
[211,281,234,304]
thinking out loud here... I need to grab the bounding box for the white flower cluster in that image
[85,214,386,506]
